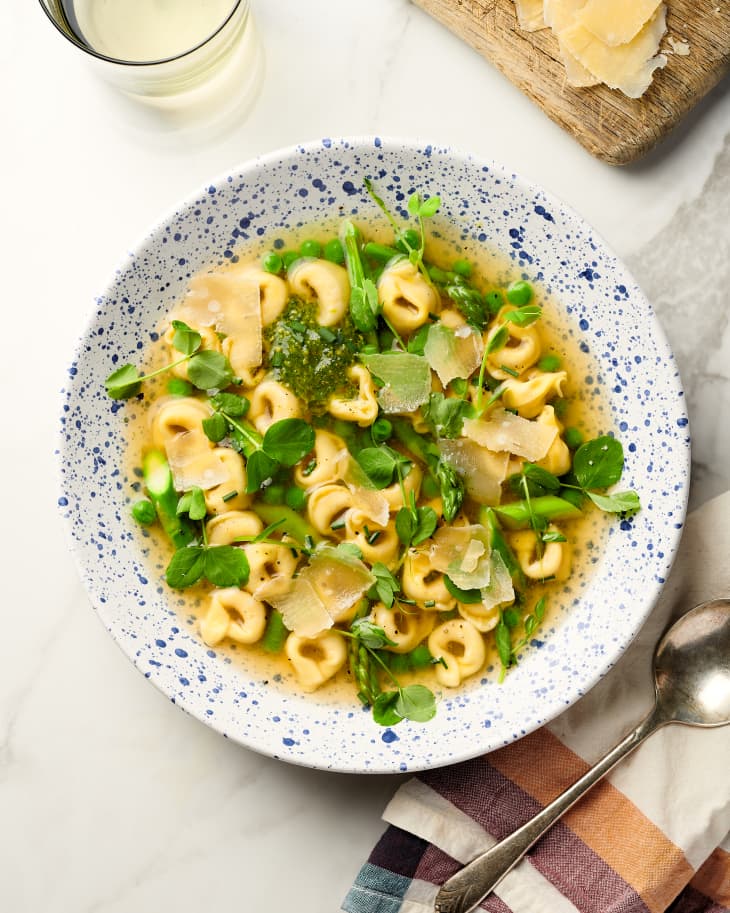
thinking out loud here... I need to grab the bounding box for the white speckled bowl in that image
[58,137,690,773]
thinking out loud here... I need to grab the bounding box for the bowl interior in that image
[59,137,689,773]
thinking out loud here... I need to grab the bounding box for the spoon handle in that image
[434,708,664,913]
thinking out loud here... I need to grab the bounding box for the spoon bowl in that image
[654,598,730,726]
[435,598,730,913]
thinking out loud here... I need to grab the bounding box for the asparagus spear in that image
[142,449,194,549]
[340,220,379,335]
[391,418,464,522]
[261,610,288,653]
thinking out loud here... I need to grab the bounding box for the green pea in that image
[371,418,393,444]
[167,377,194,397]
[553,398,569,419]
[132,499,157,525]
[396,228,420,252]
[300,239,322,259]
[538,354,562,373]
[261,484,285,505]
[428,265,450,285]
[452,259,472,278]
[281,250,300,271]
[262,251,283,274]
[285,486,307,511]
[564,427,584,450]
[506,280,533,305]
[323,238,344,264]
[484,290,504,316]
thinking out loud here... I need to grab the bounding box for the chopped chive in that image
[221,490,238,503]
[499,364,520,378]
[317,326,337,343]
[398,597,417,606]
[330,518,346,531]
[424,599,436,608]
[302,459,317,477]
[367,530,382,545]
[304,535,315,552]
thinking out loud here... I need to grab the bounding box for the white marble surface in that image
[2,2,729,911]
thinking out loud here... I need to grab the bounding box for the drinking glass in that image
[38,0,262,116]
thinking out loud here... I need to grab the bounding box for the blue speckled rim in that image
[57,136,690,774]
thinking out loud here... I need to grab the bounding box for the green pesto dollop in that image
[264,298,362,411]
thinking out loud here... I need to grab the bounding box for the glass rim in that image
[37,0,245,68]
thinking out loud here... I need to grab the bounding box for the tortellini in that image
[401,551,455,611]
[206,510,263,545]
[287,258,350,326]
[535,405,572,477]
[510,526,572,581]
[150,397,212,451]
[249,378,302,433]
[285,631,347,692]
[500,369,568,418]
[204,449,252,514]
[293,430,346,490]
[428,619,486,688]
[344,510,400,567]
[244,542,299,594]
[327,365,379,427]
[378,258,440,334]
[486,307,542,380]
[306,483,353,536]
[200,588,266,647]
[372,603,436,653]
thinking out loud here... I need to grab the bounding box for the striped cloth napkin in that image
[342,490,730,913]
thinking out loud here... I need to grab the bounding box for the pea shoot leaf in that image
[335,541,364,561]
[262,418,315,467]
[204,545,250,587]
[171,320,202,356]
[422,393,474,439]
[202,412,228,443]
[408,192,441,219]
[444,575,482,604]
[586,490,641,513]
[407,324,430,356]
[176,486,207,521]
[105,364,142,400]
[485,326,509,356]
[245,450,279,493]
[508,463,561,498]
[542,529,568,543]
[368,562,400,608]
[166,546,207,589]
[573,436,624,490]
[395,505,438,548]
[504,305,542,327]
[356,446,411,489]
[350,618,397,650]
[372,691,402,726]
[211,391,249,417]
[187,350,234,391]
[396,684,437,723]
[395,507,416,545]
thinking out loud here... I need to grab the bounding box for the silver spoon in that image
[435,598,730,913]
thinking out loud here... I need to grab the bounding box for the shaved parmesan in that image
[424,323,483,387]
[438,440,508,505]
[577,0,662,47]
[335,451,390,527]
[561,43,601,87]
[513,0,546,31]
[183,274,262,375]
[362,353,431,414]
[463,409,557,462]
[667,37,690,56]
[430,525,493,590]
[480,552,515,610]
[258,576,333,638]
[166,430,229,492]
[306,547,374,621]
[258,547,374,636]
[561,6,667,98]
[543,0,586,32]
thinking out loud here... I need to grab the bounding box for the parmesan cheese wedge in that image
[438,439,509,506]
[463,409,557,462]
[185,274,262,376]
[577,0,662,47]
[543,0,600,87]
[560,5,667,98]
[166,430,230,492]
[513,0,546,31]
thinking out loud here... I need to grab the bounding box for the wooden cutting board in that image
[412,0,730,164]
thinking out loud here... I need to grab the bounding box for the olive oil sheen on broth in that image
[61,0,236,61]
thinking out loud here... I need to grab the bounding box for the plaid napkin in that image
[342,491,730,913]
